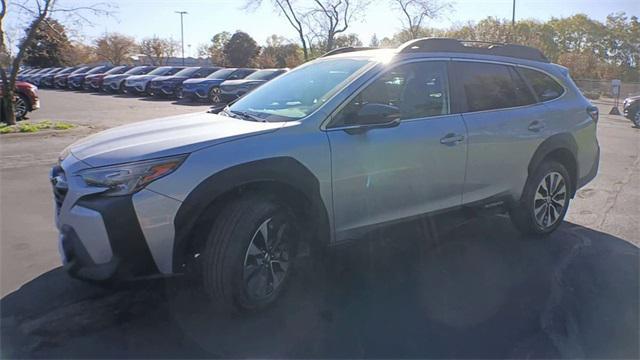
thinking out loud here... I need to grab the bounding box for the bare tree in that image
[391,0,450,40]
[94,33,136,65]
[139,36,179,65]
[307,0,369,52]
[244,0,310,61]
[0,0,111,125]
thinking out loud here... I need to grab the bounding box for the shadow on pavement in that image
[1,216,638,358]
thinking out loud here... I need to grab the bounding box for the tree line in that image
[1,0,638,125]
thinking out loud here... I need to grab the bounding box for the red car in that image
[0,80,40,121]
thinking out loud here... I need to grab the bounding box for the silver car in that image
[51,38,599,311]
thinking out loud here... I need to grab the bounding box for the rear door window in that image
[518,67,565,102]
[455,61,536,112]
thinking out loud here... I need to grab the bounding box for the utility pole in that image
[175,11,188,66]
[511,0,516,42]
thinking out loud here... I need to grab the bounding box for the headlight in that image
[77,155,187,196]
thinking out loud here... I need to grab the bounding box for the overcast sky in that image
[5,0,638,56]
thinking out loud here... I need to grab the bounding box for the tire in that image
[176,86,183,100]
[209,86,222,104]
[202,194,299,312]
[119,82,125,94]
[633,110,640,127]
[14,94,29,120]
[510,160,572,236]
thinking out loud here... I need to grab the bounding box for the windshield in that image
[245,70,280,81]
[86,66,107,74]
[229,59,372,121]
[104,66,126,75]
[147,66,174,75]
[125,66,150,75]
[207,69,235,79]
[173,67,199,77]
[71,67,89,74]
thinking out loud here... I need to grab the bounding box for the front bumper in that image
[51,157,180,281]
[183,87,209,100]
[124,83,148,94]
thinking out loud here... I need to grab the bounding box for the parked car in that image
[181,68,257,103]
[67,66,111,90]
[148,66,221,98]
[23,68,52,84]
[51,38,600,312]
[54,66,90,88]
[123,66,184,95]
[83,65,132,91]
[218,68,288,104]
[16,68,40,82]
[31,67,62,87]
[39,67,76,88]
[102,66,156,93]
[0,80,39,121]
[623,94,640,126]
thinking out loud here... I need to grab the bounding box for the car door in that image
[325,60,468,241]
[450,60,546,205]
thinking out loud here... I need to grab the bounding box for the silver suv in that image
[51,38,600,311]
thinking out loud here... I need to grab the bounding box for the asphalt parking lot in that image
[0,91,638,358]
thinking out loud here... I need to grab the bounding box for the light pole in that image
[511,0,516,42]
[175,11,188,65]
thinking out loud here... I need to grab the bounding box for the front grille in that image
[51,165,68,212]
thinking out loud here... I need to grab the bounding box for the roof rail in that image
[321,46,378,57]
[398,38,550,63]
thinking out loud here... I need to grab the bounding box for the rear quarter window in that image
[455,61,536,112]
[518,67,565,102]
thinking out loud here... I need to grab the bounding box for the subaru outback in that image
[51,38,599,311]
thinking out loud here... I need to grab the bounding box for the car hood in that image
[68,112,285,167]
[127,74,156,81]
[104,74,129,81]
[222,79,266,87]
[183,78,224,86]
[154,75,188,83]
[624,95,640,102]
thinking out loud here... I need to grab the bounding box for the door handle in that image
[440,133,465,145]
[528,120,545,132]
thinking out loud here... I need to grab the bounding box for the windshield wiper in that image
[229,110,267,122]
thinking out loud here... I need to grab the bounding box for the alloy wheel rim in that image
[211,87,221,103]
[14,96,27,118]
[243,217,291,301]
[533,171,567,229]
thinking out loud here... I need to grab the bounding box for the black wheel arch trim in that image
[172,156,330,273]
[527,133,579,196]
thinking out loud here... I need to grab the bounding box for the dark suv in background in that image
[218,68,288,104]
[123,66,184,95]
[55,66,90,88]
[68,66,111,90]
[181,68,257,103]
[148,66,220,98]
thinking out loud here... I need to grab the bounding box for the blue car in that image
[181,68,256,103]
[148,66,221,98]
[40,67,76,88]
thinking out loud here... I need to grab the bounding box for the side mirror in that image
[346,103,401,134]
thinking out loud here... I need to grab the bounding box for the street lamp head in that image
[175,10,188,15]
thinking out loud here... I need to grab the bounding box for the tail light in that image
[587,105,599,123]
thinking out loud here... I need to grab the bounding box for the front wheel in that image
[510,161,571,236]
[14,94,29,120]
[633,109,640,127]
[209,86,222,104]
[202,195,299,312]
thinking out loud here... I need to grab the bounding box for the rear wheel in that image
[633,109,640,127]
[202,195,299,311]
[176,86,184,99]
[510,161,571,236]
